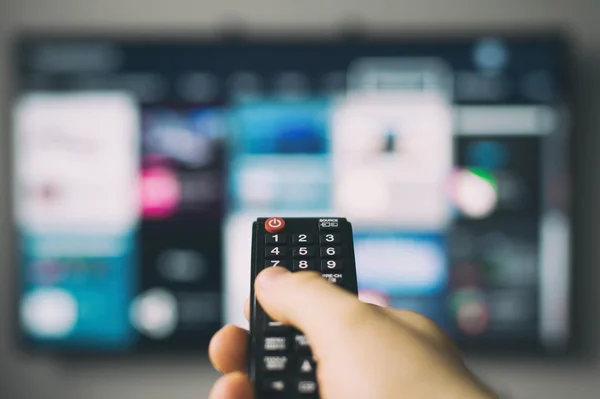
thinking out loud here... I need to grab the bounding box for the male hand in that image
[208,266,498,399]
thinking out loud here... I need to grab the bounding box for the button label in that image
[293,234,314,244]
[295,334,309,348]
[264,336,287,351]
[294,260,315,271]
[319,218,339,229]
[265,233,286,244]
[264,379,286,392]
[321,259,343,271]
[298,380,318,394]
[320,246,340,257]
[322,273,343,284]
[264,356,288,371]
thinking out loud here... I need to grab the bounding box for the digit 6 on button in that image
[320,246,338,257]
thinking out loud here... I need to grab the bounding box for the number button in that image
[293,234,314,244]
[293,247,315,258]
[266,246,286,258]
[265,234,287,244]
[321,259,342,271]
[293,260,315,271]
[265,260,286,268]
[320,246,340,258]
[319,233,340,244]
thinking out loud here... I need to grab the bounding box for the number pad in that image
[266,246,286,258]
[321,259,342,271]
[320,233,340,244]
[320,246,340,258]
[254,217,356,398]
[293,246,315,258]
[265,233,286,244]
[293,234,314,244]
[293,259,316,271]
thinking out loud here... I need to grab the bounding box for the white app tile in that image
[331,92,454,229]
[13,92,140,234]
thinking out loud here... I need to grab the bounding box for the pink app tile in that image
[141,166,180,219]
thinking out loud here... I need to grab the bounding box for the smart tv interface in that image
[11,33,570,354]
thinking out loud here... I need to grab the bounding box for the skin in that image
[208,266,499,399]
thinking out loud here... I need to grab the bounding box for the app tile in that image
[354,231,448,296]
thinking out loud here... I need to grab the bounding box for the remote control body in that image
[248,217,359,398]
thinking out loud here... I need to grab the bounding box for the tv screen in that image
[10,32,571,354]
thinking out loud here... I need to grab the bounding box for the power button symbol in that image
[265,217,285,233]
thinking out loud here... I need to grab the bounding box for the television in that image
[10,31,571,355]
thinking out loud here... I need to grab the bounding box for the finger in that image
[244,297,250,321]
[254,267,377,355]
[209,371,254,399]
[208,324,248,373]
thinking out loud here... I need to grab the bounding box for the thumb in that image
[254,267,373,356]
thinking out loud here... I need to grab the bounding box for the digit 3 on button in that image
[265,217,285,233]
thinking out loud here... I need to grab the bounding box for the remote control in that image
[248,217,359,398]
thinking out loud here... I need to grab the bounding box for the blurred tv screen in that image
[10,32,571,355]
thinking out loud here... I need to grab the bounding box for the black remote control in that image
[248,217,359,398]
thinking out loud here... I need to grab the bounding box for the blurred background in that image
[1,0,600,398]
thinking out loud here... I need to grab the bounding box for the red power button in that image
[265,217,285,233]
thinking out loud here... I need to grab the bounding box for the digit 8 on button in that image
[265,217,285,233]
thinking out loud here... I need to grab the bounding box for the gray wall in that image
[1,0,600,398]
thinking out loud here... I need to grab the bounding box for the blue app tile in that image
[354,231,448,296]
[228,100,332,211]
[229,100,329,155]
[19,232,137,348]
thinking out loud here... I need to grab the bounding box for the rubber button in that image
[265,217,285,233]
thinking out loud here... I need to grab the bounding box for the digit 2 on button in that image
[265,217,285,233]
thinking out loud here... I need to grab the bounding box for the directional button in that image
[262,378,286,393]
[298,356,316,374]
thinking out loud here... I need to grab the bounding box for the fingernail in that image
[256,266,289,289]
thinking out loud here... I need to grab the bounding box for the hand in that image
[208,266,498,399]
